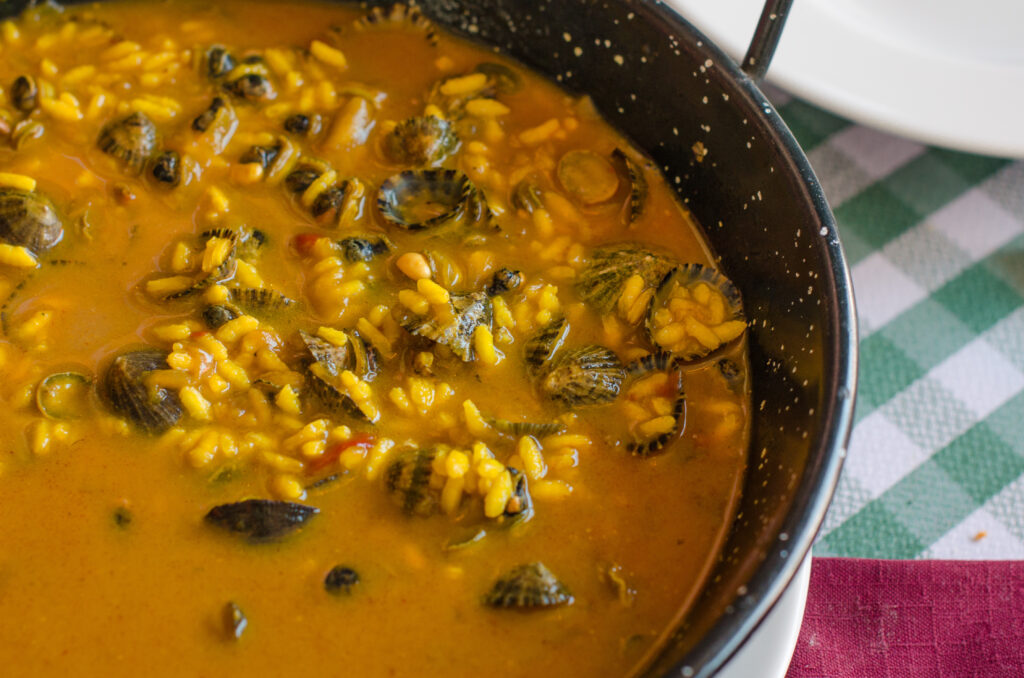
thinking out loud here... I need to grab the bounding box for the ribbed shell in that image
[612,148,649,225]
[483,562,573,609]
[399,291,492,362]
[0,188,63,254]
[377,169,476,231]
[575,244,676,314]
[352,4,439,45]
[523,316,569,378]
[538,344,624,408]
[488,418,565,438]
[509,177,543,214]
[645,263,745,362]
[623,352,687,457]
[382,116,458,166]
[98,112,157,174]
[299,329,378,381]
[205,499,318,542]
[385,449,438,517]
[301,329,379,422]
[100,348,182,433]
[231,288,296,319]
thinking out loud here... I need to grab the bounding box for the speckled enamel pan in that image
[7,0,858,675]
[395,1,857,675]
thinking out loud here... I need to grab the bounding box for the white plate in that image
[717,556,810,678]
[668,0,1024,158]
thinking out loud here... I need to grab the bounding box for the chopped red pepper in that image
[291,232,321,258]
[307,434,376,474]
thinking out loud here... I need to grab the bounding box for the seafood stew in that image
[0,1,751,676]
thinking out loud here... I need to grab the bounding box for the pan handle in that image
[741,0,793,80]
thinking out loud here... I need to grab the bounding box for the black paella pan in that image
[0,0,858,675]
[393,1,858,675]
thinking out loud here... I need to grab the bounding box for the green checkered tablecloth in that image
[765,87,1024,560]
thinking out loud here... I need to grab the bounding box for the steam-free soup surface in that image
[0,1,749,676]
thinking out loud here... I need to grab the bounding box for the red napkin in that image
[786,558,1024,678]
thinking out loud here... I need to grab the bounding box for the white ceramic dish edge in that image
[716,555,811,678]
[668,0,1024,159]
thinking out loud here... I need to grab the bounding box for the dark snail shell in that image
[377,169,476,231]
[473,62,522,95]
[299,329,378,381]
[161,230,239,301]
[10,75,38,112]
[523,316,569,379]
[284,158,330,194]
[622,352,687,457]
[323,565,360,595]
[0,188,63,254]
[225,73,276,103]
[427,64,518,119]
[239,143,279,170]
[485,268,521,296]
[305,368,368,421]
[97,112,158,174]
[202,304,239,329]
[191,96,237,148]
[301,329,379,421]
[611,148,649,225]
[205,499,318,542]
[398,291,492,362]
[338,235,393,263]
[501,468,533,526]
[284,113,311,135]
[382,115,458,166]
[312,178,366,227]
[575,244,676,314]
[352,4,438,45]
[488,417,565,438]
[385,448,438,517]
[537,344,625,408]
[204,45,236,80]
[644,264,745,362]
[151,150,181,186]
[510,177,544,214]
[483,562,573,610]
[100,348,183,433]
[230,288,297,319]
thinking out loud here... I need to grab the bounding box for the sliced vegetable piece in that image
[36,371,92,419]
[557,149,619,205]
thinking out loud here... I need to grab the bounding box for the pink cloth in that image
[786,558,1024,678]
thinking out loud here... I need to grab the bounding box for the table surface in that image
[764,86,1024,561]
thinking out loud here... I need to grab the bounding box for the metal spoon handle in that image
[742,0,794,80]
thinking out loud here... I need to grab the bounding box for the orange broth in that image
[0,2,749,676]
